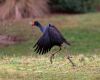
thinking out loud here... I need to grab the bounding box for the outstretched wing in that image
[33,27,52,54]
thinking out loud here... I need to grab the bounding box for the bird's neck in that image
[37,24,44,33]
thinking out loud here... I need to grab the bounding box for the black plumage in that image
[32,21,75,66]
[33,24,70,54]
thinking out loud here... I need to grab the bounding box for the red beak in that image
[30,20,34,28]
[32,23,34,26]
[30,21,34,28]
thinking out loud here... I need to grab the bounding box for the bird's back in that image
[48,24,70,46]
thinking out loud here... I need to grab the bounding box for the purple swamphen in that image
[31,21,75,66]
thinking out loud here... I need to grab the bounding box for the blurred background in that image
[0,0,100,80]
[0,0,100,20]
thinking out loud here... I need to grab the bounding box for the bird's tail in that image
[64,39,71,46]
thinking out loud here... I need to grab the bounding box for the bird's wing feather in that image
[48,25,64,45]
[33,27,52,54]
[49,25,70,45]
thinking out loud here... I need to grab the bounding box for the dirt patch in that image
[0,35,26,47]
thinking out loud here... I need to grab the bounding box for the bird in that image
[31,21,75,66]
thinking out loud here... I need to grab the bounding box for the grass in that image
[0,12,100,80]
[0,55,100,80]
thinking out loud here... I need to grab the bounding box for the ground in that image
[0,55,100,80]
[0,13,100,80]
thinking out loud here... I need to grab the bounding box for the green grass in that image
[0,13,100,80]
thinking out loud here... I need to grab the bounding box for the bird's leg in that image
[67,55,76,67]
[50,47,61,64]
[66,49,76,67]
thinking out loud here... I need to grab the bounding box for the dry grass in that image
[0,55,100,80]
[0,0,49,20]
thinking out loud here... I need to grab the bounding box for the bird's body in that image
[33,22,70,54]
[32,21,75,66]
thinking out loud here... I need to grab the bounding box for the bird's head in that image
[31,20,40,28]
[30,20,44,32]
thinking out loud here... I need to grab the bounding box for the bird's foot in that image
[67,56,76,67]
[50,54,55,64]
